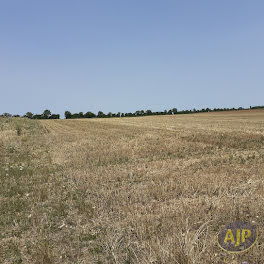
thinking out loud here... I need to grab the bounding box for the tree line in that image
[63,105,263,119]
[63,106,250,119]
[1,105,263,119]
[0,110,60,119]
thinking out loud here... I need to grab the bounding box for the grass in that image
[1,110,264,263]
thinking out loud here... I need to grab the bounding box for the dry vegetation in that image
[1,110,264,263]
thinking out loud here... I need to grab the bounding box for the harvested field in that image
[1,110,264,263]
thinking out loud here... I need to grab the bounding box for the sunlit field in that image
[1,110,264,263]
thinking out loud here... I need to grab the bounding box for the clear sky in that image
[1,0,263,116]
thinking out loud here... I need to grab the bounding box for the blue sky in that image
[1,0,263,116]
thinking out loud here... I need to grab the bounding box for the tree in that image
[79,112,84,118]
[84,111,96,118]
[49,114,60,119]
[146,110,152,115]
[33,114,42,119]
[42,109,51,119]
[25,112,33,119]
[71,113,80,119]
[172,108,178,114]
[2,113,11,118]
[107,112,112,118]
[65,111,72,119]
[97,111,105,118]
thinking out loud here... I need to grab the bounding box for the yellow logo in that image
[217,222,257,253]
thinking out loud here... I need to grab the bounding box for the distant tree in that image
[49,114,60,119]
[121,113,125,117]
[33,114,42,119]
[84,111,96,118]
[42,109,51,119]
[146,110,152,115]
[107,112,112,118]
[97,111,105,118]
[172,108,178,114]
[13,114,20,117]
[25,112,33,119]
[71,113,80,119]
[116,112,121,117]
[168,110,172,115]
[252,105,264,109]
[65,111,72,119]
[2,113,12,118]
[79,112,84,118]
